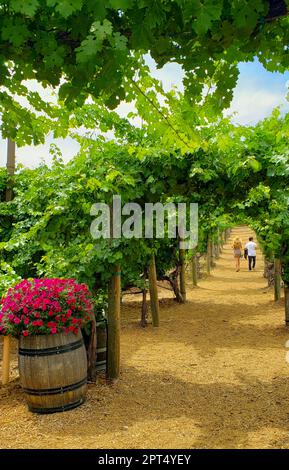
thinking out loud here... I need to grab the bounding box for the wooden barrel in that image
[18,331,87,414]
[96,320,107,372]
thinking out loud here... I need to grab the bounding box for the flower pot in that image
[18,330,87,414]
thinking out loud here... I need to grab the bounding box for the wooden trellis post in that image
[148,254,160,327]
[2,139,15,385]
[192,254,198,287]
[274,258,281,302]
[285,286,289,326]
[179,247,186,302]
[207,239,211,275]
[107,264,121,381]
[216,228,221,257]
[210,239,214,268]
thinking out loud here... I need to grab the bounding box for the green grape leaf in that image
[108,0,133,10]
[76,20,113,63]
[1,19,30,47]
[46,0,83,18]
[10,0,39,16]
[192,0,223,35]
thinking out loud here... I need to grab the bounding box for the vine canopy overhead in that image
[1,0,289,110]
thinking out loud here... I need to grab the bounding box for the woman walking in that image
[232,237,242,272]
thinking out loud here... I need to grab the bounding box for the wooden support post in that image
[285,286,289,327]
[179,248,186,302]
[2,336,11,385]
[274,258,281,302]
[220,230,224,249]
[210,240,214,268]
[2,139,16,385]
[216,228,221,257]
[107,264,121,381]
[192,255,198,287]
[148,254,160,327]
[5,139,16,201]
[207,240,211,275]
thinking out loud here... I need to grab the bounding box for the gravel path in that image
[1,225,289,449]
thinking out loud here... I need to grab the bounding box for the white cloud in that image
[225,85,289,125]
[0,134,80,169]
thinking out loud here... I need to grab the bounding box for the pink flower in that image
[0,278,93,338]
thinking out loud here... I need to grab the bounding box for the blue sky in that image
[1,58,289,168]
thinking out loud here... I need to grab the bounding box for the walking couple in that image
[233,236,257,272]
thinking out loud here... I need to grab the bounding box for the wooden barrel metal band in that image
[19,338,84,357]
[28,398,85,414]
[22,377,87,396]
[96,321,107,327]
[96,361,106,370]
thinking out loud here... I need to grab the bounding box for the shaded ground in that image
[1,225,289,449]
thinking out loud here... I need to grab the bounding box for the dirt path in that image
[1,225,289,449]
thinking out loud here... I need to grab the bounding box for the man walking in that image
[245,236,257,271]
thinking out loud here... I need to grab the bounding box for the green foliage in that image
[0,0,287,136]
[0,168,7,201]
[0,262,22,298]
[1,96,289,303]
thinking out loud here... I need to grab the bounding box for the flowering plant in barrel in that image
[0,278,93,414]
[0,278,93,337]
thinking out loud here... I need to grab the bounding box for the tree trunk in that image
[148,254,160,327]
[274,258,282,301]
[164,267,184,302]
[169,275,183,303]
[107,264,121,381]
[192,255,198,287]
[179,248,186,302]
[140,288,148,328]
